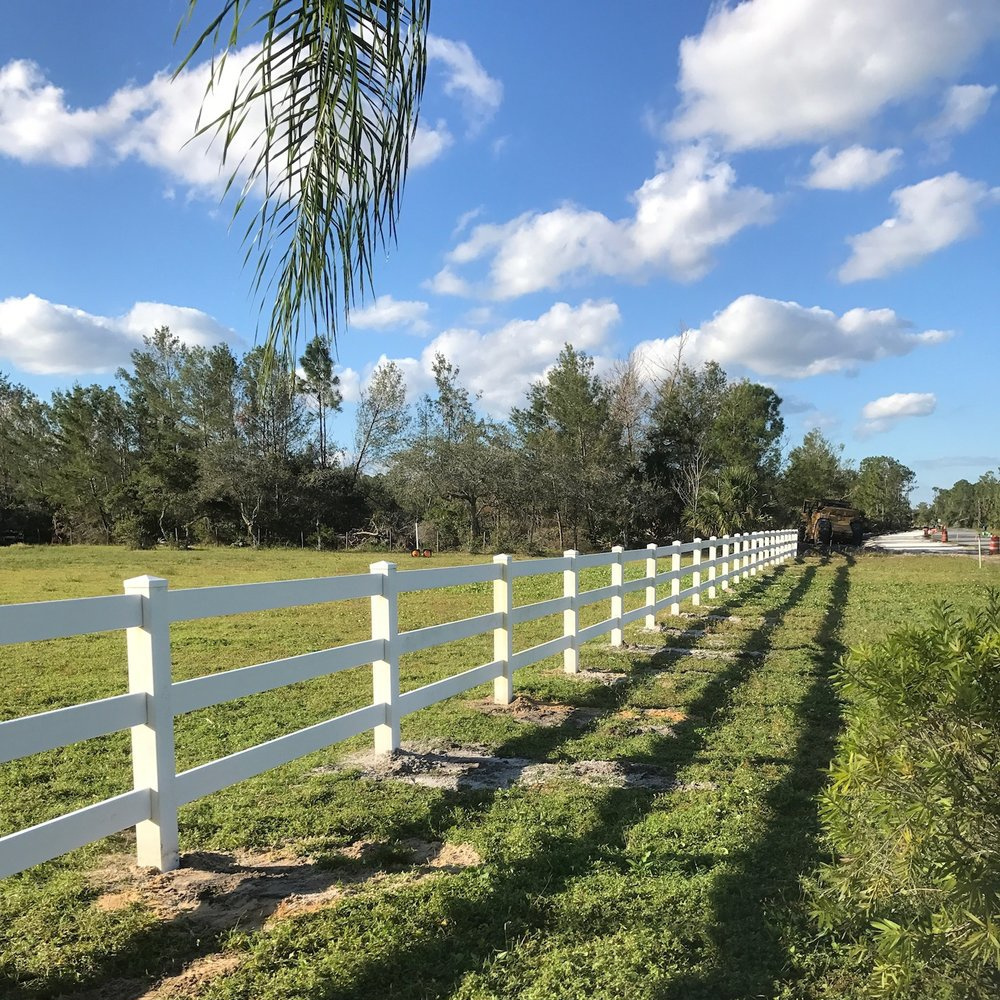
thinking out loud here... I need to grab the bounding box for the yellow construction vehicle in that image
[798,498,864,551]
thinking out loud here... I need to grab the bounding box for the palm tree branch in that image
[176,0,430,363]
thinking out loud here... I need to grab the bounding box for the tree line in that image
[0,329,918,550]
[919,472,1000,531]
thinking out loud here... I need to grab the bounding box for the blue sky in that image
[1,0,999,502]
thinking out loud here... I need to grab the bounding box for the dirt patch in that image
[141,954,242,1000]
[652,645,765,660]
[89,838,479,935]
[340,742,681,792]
[560,668,628,686]
[677,612,745,623]
[616,642,741,661]
[92,889,142,912]
[469,695,602,728]
[73,953,244,1000]
[613,707,687,735]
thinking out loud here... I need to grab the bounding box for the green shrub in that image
[811,592,1000,997]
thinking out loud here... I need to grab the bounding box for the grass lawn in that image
[2,545,998,999]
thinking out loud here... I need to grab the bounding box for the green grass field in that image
[2,545,998,999]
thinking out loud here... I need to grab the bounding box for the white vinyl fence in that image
[0,529,797,878]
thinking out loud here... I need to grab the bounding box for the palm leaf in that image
[176,0,430,364]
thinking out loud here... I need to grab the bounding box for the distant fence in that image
[0,530,797,878]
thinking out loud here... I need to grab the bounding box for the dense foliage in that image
[812,593,1000,997]
[1,330,921,549]
[924,474,1000,531]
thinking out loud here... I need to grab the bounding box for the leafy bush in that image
[811,592,1000,997]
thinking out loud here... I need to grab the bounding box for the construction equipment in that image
[798,498,864,551]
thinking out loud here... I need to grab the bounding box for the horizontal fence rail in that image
[0,529,798,878]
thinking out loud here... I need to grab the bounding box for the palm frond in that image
[176,0,430,363]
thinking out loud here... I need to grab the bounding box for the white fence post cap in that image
[124,575,168,590]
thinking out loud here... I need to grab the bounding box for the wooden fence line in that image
[0,529,798,878]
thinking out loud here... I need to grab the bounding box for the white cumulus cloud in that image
[671,0,1000,150]
[407,120,454,167]
[926,83,997,138]
[631,295,951,379]
[369,300,621,415]
[0,59,126,166]
[0,294,239,375]
[806,146,902,190]
[860,392,937,435]
[423,267,473,297]
[349,294,430,334]
[839,172,999,282]
[0,33,497,187]
[445,144,773,298]
[427,35,503,130]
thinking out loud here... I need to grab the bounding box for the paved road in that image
[865,527,999,555]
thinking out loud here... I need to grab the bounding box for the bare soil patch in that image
[559,668,628,686]
[79,838,481,999]
[72,953,244,1000]
[622,643,764,661]
[468,695,602,728]
[339,742,681,792]
[89,838,479,933]
[613,707,686,735]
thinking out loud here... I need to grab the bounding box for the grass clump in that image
[811,591,1000,997]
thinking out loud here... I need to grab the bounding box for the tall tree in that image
[0,374,51,539]
[512,344,623,549]
[179,0,431,358]
[852,456,915,531]
[391,354,494,547]
[182,343,240,449]
[711,380,784,479]
[118,328,199,542]
[779,429,855,522]
[642,360,727,535]
[932,478,978,528]
[352,360,409,486]
[298,335,342,466]
[47,385,131,543]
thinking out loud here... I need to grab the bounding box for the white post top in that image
[124,575,168,590]
[370,561,397,572]
[563,549,578,557]
[493,553,512,564]
[611,545,624,553]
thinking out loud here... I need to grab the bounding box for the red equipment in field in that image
[990,535,999,556]
[940,527,949,543]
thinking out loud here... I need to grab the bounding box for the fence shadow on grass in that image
[193,560,827,1000]
[656,554,852,999]
[2,557,834,1000]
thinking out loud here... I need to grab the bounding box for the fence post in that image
[692,538,702,607]
[644,543,658,629]
[610,545,624,647]
[124,575,178,873]
[708,536,717,600]
[742,533,751,581]
[493,554,514,704]
[564,550,579,673]
[370,561,400,752]
[721,535,730,591]
[670,540,682,615]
